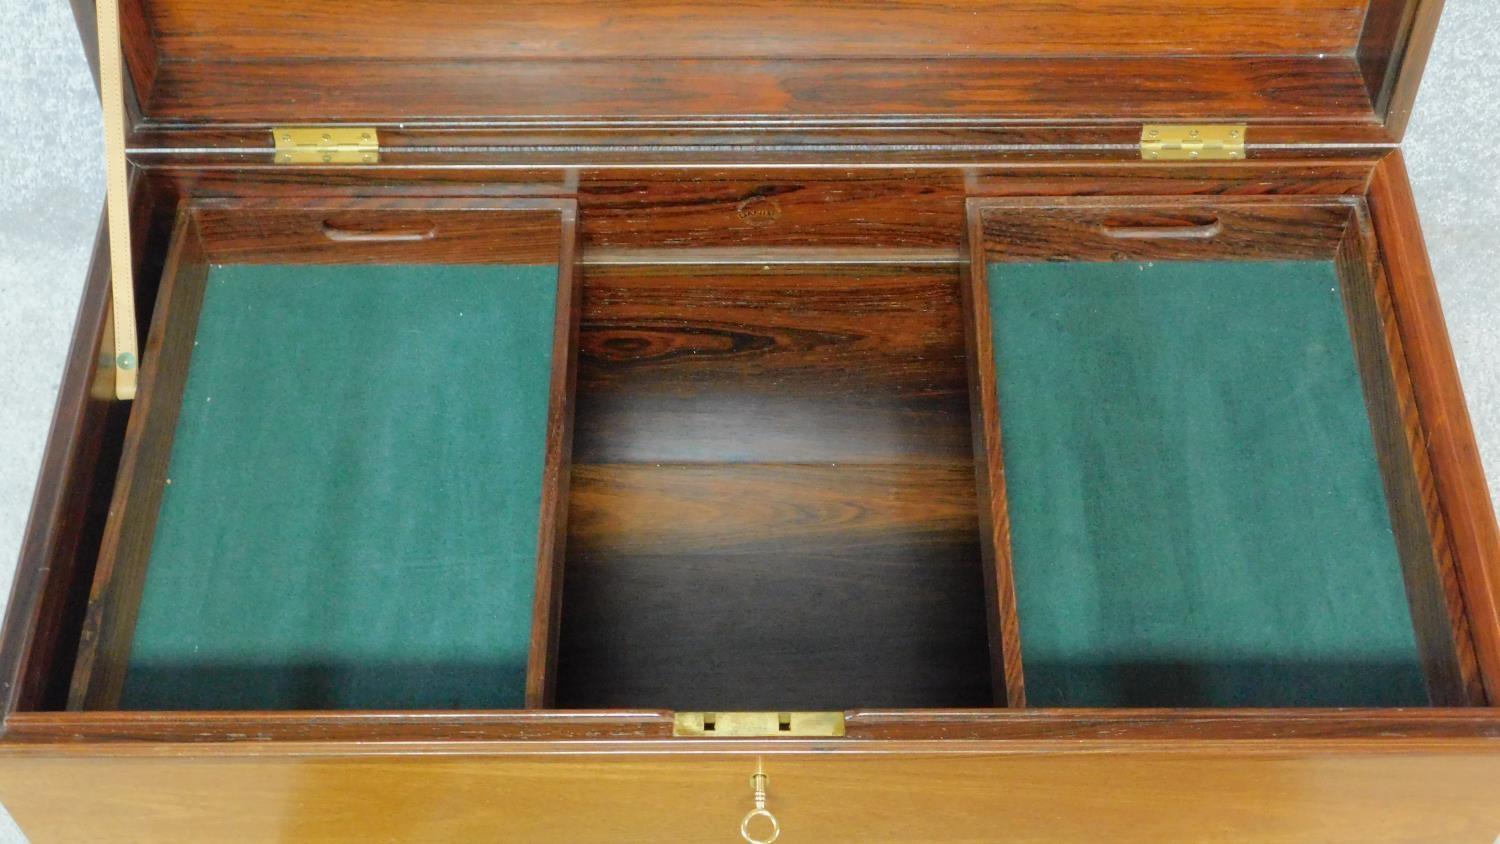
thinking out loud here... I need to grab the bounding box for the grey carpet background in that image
[0,0,1496,839]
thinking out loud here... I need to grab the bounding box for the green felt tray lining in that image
[987,259,1428,708]
[120,262,560,710]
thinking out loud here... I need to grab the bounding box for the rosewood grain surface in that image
[976,197,1359,263]
[0,216,124,717]
[1369,152,1500,702]
[1334,208,1485,705]
[1362,0,1445,139]
[115,0,1432,136]
[98,0,1442,141]
[141,56,1377,128]
[526,205,581,708]
[142,0,1369,61]
[1,172,180,716]
[556,258,992,709]
[572,264,972,464]
[191,200,574,265]
[961,204,1025,707]
[1358,0,1424,116]
[558,466,991,709]
[67,212,210,711]
[7,708,1500,745]
[579,177,965,252]
[133,162,1378,218]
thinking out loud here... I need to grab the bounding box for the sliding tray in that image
[964,195,1484,709]
[67,198,581,711]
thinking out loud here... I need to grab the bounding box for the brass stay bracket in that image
[97,0,138,400]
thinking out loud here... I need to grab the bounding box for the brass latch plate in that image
[273,127,380,165]
[1141,124,1247,161]
[673,711,846,737]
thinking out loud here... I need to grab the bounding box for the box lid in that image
[96,0,1442,150]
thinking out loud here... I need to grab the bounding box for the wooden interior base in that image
[558,263,991,710]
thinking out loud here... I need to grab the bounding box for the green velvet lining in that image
[988,260,1427,707]
[121,263,560,710]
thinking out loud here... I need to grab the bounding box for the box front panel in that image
[4,745,1500,842]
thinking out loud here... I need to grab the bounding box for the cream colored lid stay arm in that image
[97,0,139,401]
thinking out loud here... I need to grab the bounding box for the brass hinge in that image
[1141,124,1247,161]
[273,127,380,165]
[672,711,846,738]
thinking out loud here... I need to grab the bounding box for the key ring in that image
[740,771,780,844]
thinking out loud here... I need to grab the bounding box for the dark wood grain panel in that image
[580,177,964,251]
[7,707,1500,746]
[979,197,1358,263]
[118,0,157,110]
[1369,152,1500,701]
[525,205,581,709]
[1357,0,1443,138]
[1,171,181,716]
[1335,207,1484,705]
[67,211,210,711]
[129,162,1381,216]
[142,56,1375,126]
[0,215,128,716]
[567,463,978,557]
[557,462,992,710]
[960,203,1026,706]
[192,199,572,265]
[144,0,1367,61]
[574,264,971,464]
[1357,0,1421,115]
[964,161,1376,198]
